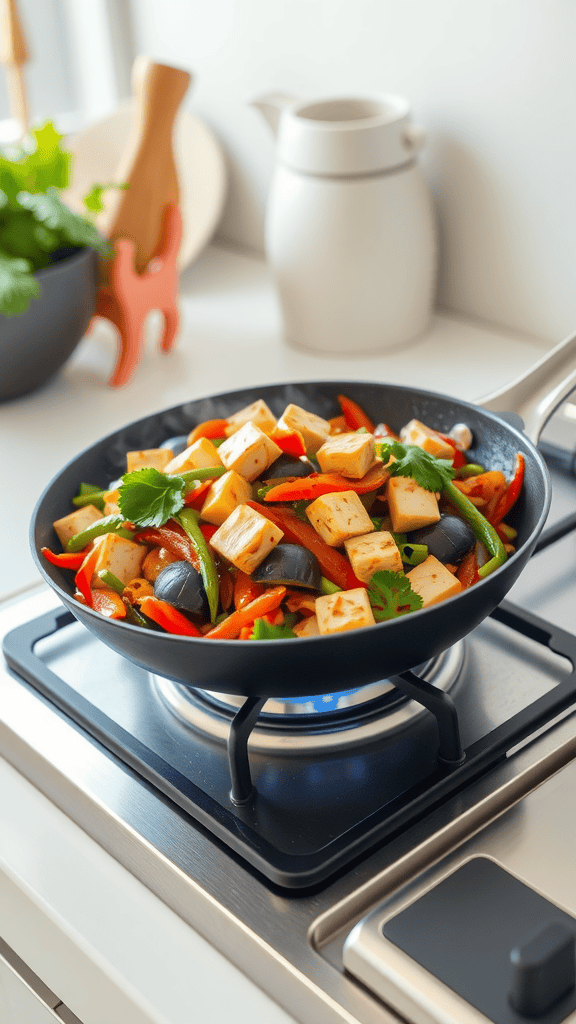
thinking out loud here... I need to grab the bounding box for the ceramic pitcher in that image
[252,92,437,354]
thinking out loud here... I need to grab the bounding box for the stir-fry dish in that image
[41,395,525,640]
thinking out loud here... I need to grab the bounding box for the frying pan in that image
[30,333,576,699]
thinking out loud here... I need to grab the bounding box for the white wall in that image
[125,0,576,344]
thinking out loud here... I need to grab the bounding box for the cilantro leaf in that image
[0,251,40,314]
[250,614,298,640]
[117,468,185,527]
[378,441,455,492]
[367,569,423,621]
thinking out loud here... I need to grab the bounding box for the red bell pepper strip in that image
[491,454,525,526]
[337,395,375,433]
[74,545,102,606]
[199,522,218,542]
[183,479,213,508]
[456,549,481,589]
[246,501,365,590]
[269,427,307,457]
[218,564,235,611]
[438,434,467,469]
[187,418,229,445]
[91,589,127,619]
[133,521,200,571]
[41,547,88,570]
[234,570,265,610]
[263,463,389,503]
[137,596,202,636]
[204,586,286,639]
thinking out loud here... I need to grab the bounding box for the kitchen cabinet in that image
[0,944,81,1024]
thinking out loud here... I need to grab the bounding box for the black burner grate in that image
[3,595,576,890]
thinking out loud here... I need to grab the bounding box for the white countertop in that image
[0,243,553,1024]
[1,241,548,600]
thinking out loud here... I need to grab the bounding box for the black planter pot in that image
[0,245,98,402]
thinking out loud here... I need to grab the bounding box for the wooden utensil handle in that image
[131,55,191,144]
[106,56,192,274]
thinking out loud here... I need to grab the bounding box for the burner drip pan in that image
[152,642,465,754]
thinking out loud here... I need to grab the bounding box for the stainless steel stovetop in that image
[2,409,576,1024]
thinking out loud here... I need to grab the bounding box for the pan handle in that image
[477,328,576,445]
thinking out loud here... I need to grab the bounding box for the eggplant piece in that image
[154,561,209,618]
[251,543,322,590]
[263,454,315,482]
[409,514,475,565]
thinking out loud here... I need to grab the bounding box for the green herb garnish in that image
[379,442,506,578]
[117,467,185,528]
[367,569,423,621]
[378,441,456,492]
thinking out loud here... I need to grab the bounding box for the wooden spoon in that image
[0,0,29,137]
[103,56,191,273]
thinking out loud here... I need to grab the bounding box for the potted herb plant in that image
[0,120,114,401]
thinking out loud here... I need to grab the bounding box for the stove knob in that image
[509,921,576,1017]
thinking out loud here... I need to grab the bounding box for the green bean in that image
[66,514,135,552]
[443,481,507,577]
[176,508,220,622]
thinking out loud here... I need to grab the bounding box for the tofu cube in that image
[103,488,121,515]
[210,504,284,574]
[406,555,463,608]
[224,399,277,437]
[315,589,375,634]
[276,403,330,453]
[218,421,282,482]
[344,531,403,582]
[387,476,440,533]
[316,432,375,479]
[53,504,103,548]
[164,438,223,475]
[92,534,147,589]
[293,615,321,637]
[306,491,374,547]
[126,448,174,473]
[400,419,455,461]
[200,470,253,526]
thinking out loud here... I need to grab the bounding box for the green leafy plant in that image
[0,121,116,316]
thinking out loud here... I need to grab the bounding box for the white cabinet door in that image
[0,953,62,1024]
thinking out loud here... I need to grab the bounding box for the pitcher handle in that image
[477,328,576,445]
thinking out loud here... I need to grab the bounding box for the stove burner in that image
[152,641,465,754]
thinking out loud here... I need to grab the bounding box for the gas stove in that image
[2,404,576,1024]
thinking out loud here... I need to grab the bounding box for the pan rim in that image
[30,377,552,648]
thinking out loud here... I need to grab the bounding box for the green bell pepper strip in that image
[320,576,342,595]
[443,480,507,578]
[72,483,106,511]
[66,514,136,552]
[176,508,220,622]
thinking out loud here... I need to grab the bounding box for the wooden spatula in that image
[103,56,191,274]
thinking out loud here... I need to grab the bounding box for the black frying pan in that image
[30,380,551,697]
